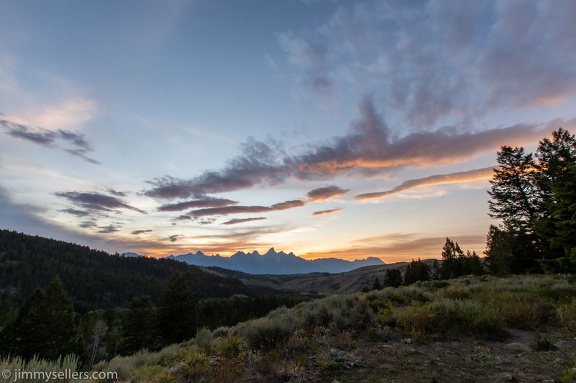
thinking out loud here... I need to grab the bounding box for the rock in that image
[553,357,570,366]
[501,373,518,382]
[503,342,529,351]
[208,357,221,365]
[330,347,344,357]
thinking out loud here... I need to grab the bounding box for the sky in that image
[1,0,575,263]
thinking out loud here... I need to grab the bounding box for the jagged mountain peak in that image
[166,248,385,275]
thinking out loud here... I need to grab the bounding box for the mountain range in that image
[162,247,385,274]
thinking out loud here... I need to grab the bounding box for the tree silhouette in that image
[487,128,576,273]
[156,273,202,346]
[0,276,76,360]
[383,269,403,288]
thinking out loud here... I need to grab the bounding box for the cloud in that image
[79,221,97,229]
[270,199,306,210]
[0,116,100,164]
[145,138,288,199]
[279,1,576,128]
[188,199,305,218]
[60,208,91,217]
[292,100,551,177]
[108,189,128,197]
[307,185,348,202]
[132,229,153,235]
[356,167,494,200]
[158,198,237,212]
[0,182,136,251]
[311,208,342,216]
[98,224,121,234]
[222,217,267,225]
[144,99,552,200]
[168,234,181,242]
[55,191,147,214]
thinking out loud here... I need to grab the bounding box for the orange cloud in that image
[356,167,494,200]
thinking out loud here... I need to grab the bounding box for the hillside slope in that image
[0,230,252,313]
[95,274,576,383]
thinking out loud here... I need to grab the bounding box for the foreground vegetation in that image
[79,274,576,383]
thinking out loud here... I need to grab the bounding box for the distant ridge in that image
[167,247,384,274]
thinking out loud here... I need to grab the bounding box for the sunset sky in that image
[1,0,575,263]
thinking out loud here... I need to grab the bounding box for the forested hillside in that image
[0,229,249,314]
[0,230,313,365]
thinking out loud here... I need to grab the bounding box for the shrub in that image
[530,332,558,351]
[486,292,555,330]
[232,307,298,351]
[558,299,576,336]
[212,335,247,358]
[194,328,213,351]
[97,344,185,381]
[397,299,508,341]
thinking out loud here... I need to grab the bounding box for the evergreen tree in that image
[121,295,156,354]
[439,238,464,279]
[403,259,430,285]
[43,276,77,359]
[430,259,441,280]
[156,273,202,346]
[383,268,403,288]
[0,277,76,360]
[484,225,513,275]
[486,128,576,273]
[465,250,485,276]
[488,146,541,235]
[371,276,383,291]
[535,129,576,269]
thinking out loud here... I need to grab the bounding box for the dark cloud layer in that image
[222,217,267,225]
[187,199,304,218]
[0,117,100,164]
[132,229,153,235]
[307,185,348,202]
[98,224,121,234]
[145,138,288,199]
[144,99,553,200]
[56,191,146,214]
[0,183,138,251]
[60,208,90,217]
[158,198,237,212]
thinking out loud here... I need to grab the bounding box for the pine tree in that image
[0,277,76,360]
[486,128,576,273]
[403,259,430,285]
[383,268,403,288]
[121,295,156,354]
[371,276,383,290]
[488,146,541,235]
[156,273,202,346]
[439,238,464,279]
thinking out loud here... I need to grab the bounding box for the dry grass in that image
[92,274,576,383]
